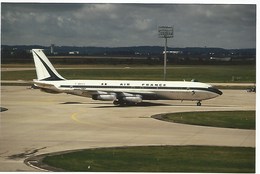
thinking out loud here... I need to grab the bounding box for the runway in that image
[0,86,256,171]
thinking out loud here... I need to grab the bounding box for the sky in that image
[1,3,256,49]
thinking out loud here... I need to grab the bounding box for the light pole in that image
[158,26,173,80]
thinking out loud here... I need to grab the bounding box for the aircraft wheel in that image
[197,101,202,106]
[113,100,120,106]
[113,100,127,106]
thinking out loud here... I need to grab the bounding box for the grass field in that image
[158,111,255,129]
[1,65,256,82]
[42,145,255,172]
[41,111,255,172]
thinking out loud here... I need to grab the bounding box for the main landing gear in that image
[197,101,202,106]
[113,99,132,106]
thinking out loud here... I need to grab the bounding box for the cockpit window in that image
[208,87,223,95]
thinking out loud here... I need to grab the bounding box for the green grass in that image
[1,65,256,82]
[43,146,255,172]
[160,111,255,129]
[1,70,37,81]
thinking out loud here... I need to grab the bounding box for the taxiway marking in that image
[70,112,99,126]
[71,112,82,124]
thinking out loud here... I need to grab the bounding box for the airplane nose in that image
[208,87,223,95]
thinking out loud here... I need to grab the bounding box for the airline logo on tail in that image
[32,49,65,81]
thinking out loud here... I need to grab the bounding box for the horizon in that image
[1,44,256,50]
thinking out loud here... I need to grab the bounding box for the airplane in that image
[31,49,222,106]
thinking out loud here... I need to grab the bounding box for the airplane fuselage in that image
[34,79,222,105]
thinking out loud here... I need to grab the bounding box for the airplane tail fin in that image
[32,49,66,81]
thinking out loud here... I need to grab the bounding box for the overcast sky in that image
[1,3,256,49]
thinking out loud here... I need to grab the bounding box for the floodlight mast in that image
[158,26,173,80]
[164,38,167,81]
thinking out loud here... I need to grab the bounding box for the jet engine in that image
[92,94,116,101]
[122,95,142,103]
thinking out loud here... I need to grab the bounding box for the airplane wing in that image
[31,80,158,101]
[65,88,159,103]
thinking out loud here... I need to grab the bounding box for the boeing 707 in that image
[31,49,222,106]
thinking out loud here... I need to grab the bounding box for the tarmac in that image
[0,86,256,171]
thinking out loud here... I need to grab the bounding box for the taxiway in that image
[0,86,255,171]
